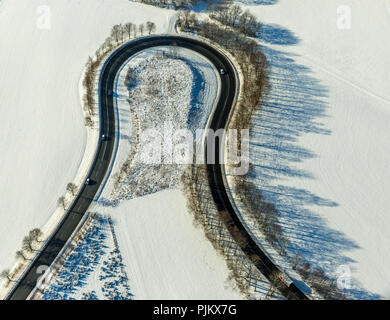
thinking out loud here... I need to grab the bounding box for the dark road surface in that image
[7,36,307,300]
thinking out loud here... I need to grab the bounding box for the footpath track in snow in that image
[7,35,307,300]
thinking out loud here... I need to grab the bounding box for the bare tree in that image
[189,13,198,26]
[228,4,243,28]
[22,235,36,253]
[66,182,77,196]
[132,24,137,38]
[58,196,66,210]
[0,269,13,282]
[29,228,44,242]
[146,21,156,35]
[111,24,122,43]
[212,0,231,25]
[16,250,29,262]
[103,36,114,51]
[299,263,312,281]
[139,23,145,36]
[291,253,303,270]
[95,47,102,60]
[277,236,289,256]
[239,10,258,37]
[85,116,93,128]
[124,22,133,39]
[178,10,192,29]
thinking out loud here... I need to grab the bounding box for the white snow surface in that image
[243,0,390,299]
[0,0,174,277]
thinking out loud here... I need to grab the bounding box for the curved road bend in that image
[7,36,307,300]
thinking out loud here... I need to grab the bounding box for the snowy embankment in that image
[0,0,174,289]
[238,0,390,298]
[42,46,245,299]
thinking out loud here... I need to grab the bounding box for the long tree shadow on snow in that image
[259,24,300,46]
[248,23,380,299]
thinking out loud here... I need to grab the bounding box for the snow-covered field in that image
[243,0,390,298]
[0,0,174,281]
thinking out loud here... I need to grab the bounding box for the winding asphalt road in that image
[7,35,307,300]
